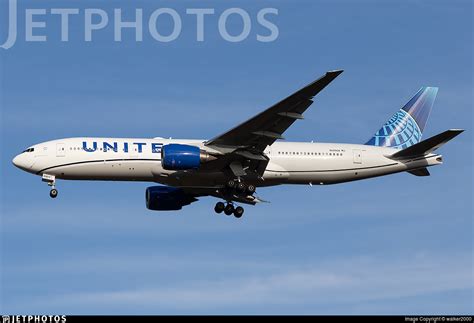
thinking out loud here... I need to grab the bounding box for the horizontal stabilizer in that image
[407,168,430,176]
[390,129,464,160]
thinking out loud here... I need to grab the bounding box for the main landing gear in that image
[214,202,244,218]
[213,179,255,218]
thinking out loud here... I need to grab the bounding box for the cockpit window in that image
[22,148,34,153]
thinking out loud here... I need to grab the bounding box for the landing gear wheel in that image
[214,202,225,214]
[226,180,236,189]
[49,188,58,199]
[236,182,246,193]
[234,206,244,218]
[224,204,234,216]
[246,185,256,194]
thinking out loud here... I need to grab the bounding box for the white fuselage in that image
[12,137,443,188]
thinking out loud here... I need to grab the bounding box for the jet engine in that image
[161,144,215,170]
[145,186,197,211]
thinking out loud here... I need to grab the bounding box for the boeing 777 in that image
[12,70,463,218]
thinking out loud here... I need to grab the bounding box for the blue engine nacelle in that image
[145,186,197,211]
[161,144,214,170]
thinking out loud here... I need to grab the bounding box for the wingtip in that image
[449,128,465,133]
[420,86,439,92]
[327,69,344,75]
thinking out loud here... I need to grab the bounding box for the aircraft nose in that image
[12,153,29,171]
[12,154,21,167]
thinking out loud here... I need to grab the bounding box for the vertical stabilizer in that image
[365,87,438,149]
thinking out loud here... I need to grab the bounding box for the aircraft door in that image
[264,147,271,156]
[353,149,362,164]
[56,143,66,157]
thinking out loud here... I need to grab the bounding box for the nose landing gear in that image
[42,174,58,199]
[49,188,58,198]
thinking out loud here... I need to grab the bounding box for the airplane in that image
[12,70,463,218]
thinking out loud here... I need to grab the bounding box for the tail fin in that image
[365,87,438,149]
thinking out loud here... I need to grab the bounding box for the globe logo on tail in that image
[371,109,422,149]
[366,87,438,149]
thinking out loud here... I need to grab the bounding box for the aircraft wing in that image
[205,70,343,151]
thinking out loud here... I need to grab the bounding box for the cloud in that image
[25,252,472,313]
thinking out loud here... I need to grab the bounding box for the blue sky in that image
[1,0,472,314]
